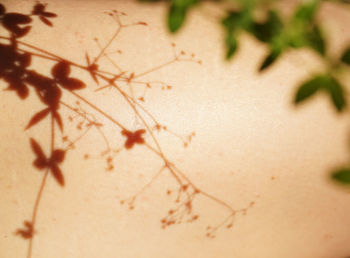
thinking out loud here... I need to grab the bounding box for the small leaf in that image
[222,11,242,32]
[43,12,57,18]
[51,61,70,79]
[39,16,53,26]
[122,129,146,149]
[137,21,148,26]
[288,1,322,53]
[60,78,86,90]
[85,52,99,84]
[4,13,32,24]
[25,108,50,130]
[42,85,62,110]
[168,5,186,33]
[295,75,346,112]
[294,75,323,104]
[32,3,57,18]
[259,48,281,71]
[85,52,91,64]
[6,80,29,99]
[16,82,29,99]
[225,34,238,59]
[30,138,46,160]
[221,10,253,60]
[51,149,66,163]
[53,111,63,132]
[15,221,34,239]
[33,156,47,170]
[0,4,6,15]
[325,77,346,112]
[51,164,65,186]
[332,168,350,185]
[167,0,198,33]
[306,25,325,55]
[32,3,46,14]
[341,46,350,65]
[252,10,283,43]
[19,52,32,67]
[13,26,32,38]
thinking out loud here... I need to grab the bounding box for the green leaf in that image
[324,76,346,112]
[222,7,253,32]
[252,10,283,43]
[259,48,281,71]
[222,11,244,59]
[332,168,350,185]
[295,75,346,112]
[306,25,325,56]
[221,8,254,60]
[287,24,325,55]
[293,0,320,22]
[294,75,323,103]
[168,5,186,32]
[287,0,326,56]
[222,11,243,33]
[167,0,198,33]
[341,46,350,65]
[225,34,238,59]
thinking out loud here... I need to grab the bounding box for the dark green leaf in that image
[259,48,281,71]
[341,46,350,65]
[225,34,238,59]
[288,0,325,56]
[332,168,350,184]
[252,10,283,43]
[294,75,323,103]
[325,77,346,112]
[287,24,325,55]
[222,9,253,60]
[306,25,325,55]
[222,11,242,60]
[167,0,198,32]
[222,11,242,33]
[168,5,186,32]
[222,7,253,32]
[295,75,346,112]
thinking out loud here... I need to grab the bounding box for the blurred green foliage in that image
[140,0,350,186]
[295,75,346,112]
[332,168,350,184]
[168,0,198,32]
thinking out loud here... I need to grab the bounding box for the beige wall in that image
[1,1,350,258]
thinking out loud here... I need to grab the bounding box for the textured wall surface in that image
[1,1,350,258]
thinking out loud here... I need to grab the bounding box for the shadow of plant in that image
[0,2,255,258]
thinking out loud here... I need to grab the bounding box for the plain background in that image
[1,0,350,257]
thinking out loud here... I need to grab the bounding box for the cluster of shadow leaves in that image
[0,2,86,187]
